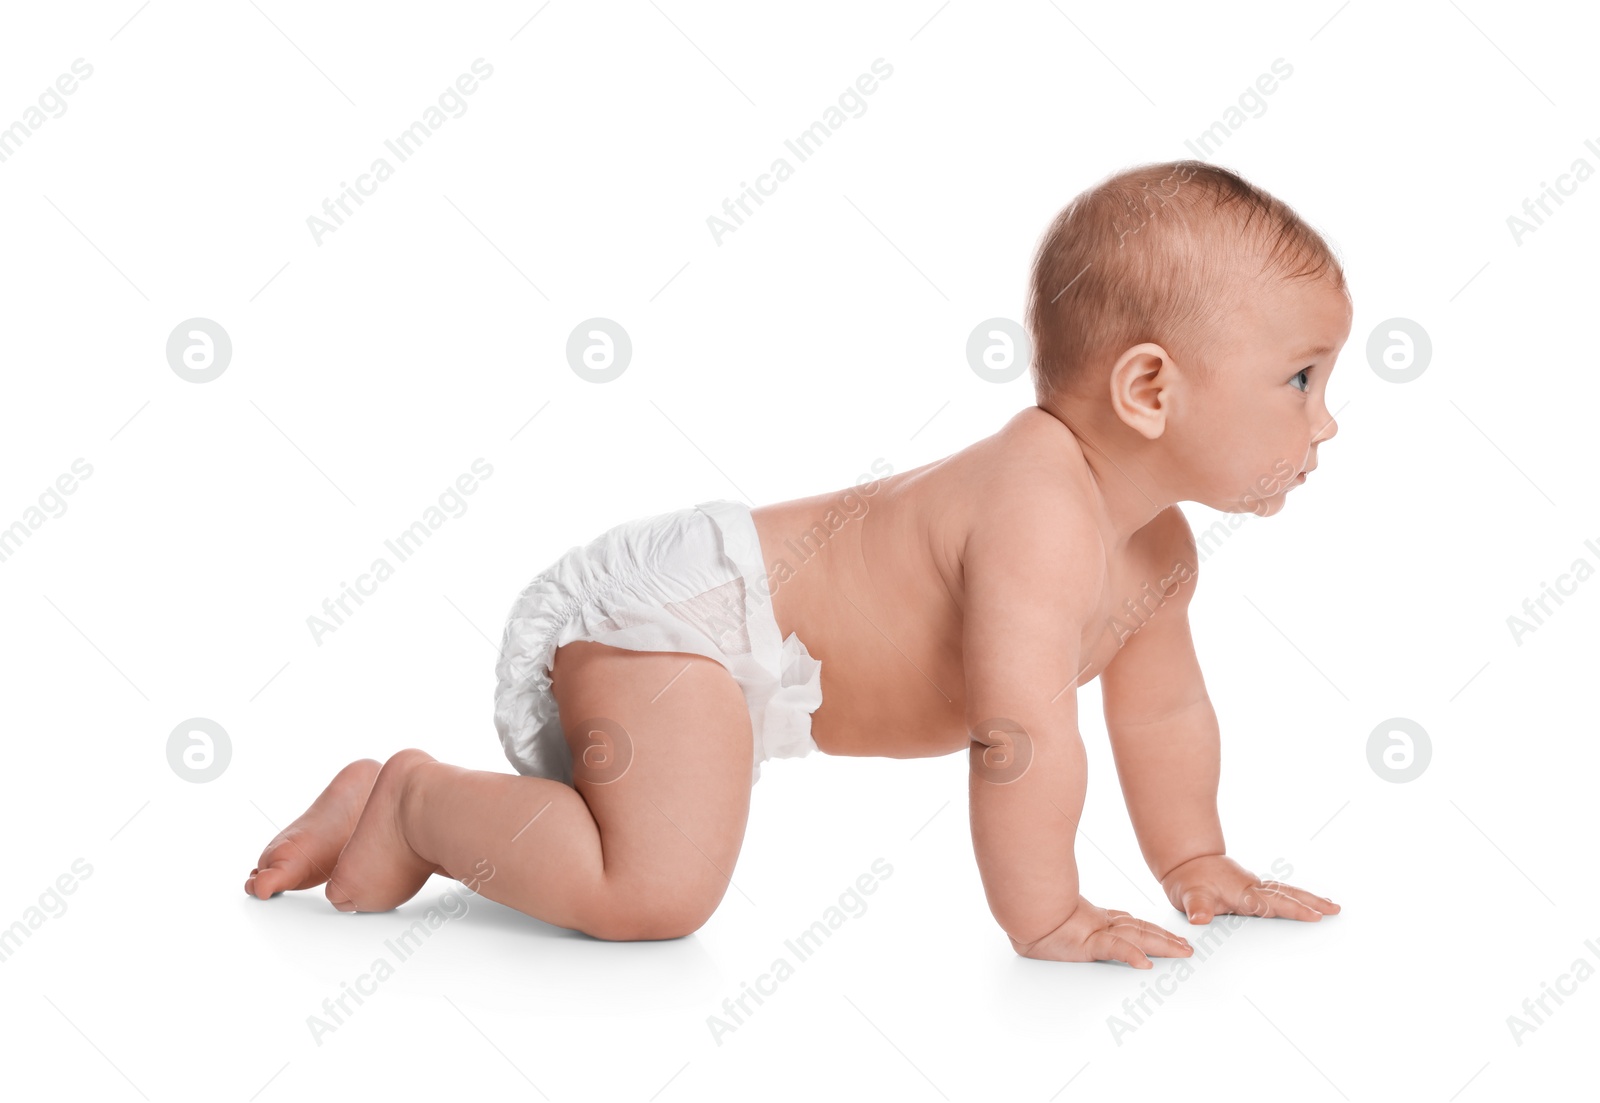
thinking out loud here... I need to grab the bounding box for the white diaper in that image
[493,499,824,786]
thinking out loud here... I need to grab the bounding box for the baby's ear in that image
[1107,342,1176,439]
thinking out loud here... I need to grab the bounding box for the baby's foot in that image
[246,759,381,899]
[324,749,440,913]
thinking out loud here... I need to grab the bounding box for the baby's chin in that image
[1209,486,1292,517]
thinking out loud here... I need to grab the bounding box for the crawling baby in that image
[246,159,1343,966]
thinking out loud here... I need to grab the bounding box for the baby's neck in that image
[1030,404,1179,550]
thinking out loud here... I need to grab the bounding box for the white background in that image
[1,1,1596,1099]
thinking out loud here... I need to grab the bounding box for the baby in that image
[246,159,1344,966]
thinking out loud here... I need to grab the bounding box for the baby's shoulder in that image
[944,411,1108,595]
[957,406,1102,515]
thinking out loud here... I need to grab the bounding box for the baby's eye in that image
[1290,368,1310,393]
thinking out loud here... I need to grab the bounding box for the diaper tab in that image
[694,499,780,663]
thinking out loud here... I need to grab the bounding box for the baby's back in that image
[752,407,1176,760]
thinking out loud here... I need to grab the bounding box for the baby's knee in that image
[583,878,722,941]
[584,913,702,942]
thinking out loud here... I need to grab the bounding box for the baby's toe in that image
[249,837,327,898]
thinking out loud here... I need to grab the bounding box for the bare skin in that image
[248,267,1347,962]
[246,759,382,899]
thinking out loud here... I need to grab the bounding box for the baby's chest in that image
[1075,549,1190,686]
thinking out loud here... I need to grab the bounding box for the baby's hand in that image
[1010,895,1193,968]
[1160,854,1340,924]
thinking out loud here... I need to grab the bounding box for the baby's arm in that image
[1099,508,1340,924]
[962,486,1191,967]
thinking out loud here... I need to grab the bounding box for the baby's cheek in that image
[1239,456,1297,499]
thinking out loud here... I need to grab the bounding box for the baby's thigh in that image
[549,641,754,904]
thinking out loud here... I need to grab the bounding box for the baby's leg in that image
[325,642,756,940]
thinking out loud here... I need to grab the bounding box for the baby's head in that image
[1026,160,1351,515]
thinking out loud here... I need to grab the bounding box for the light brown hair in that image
[1026,160,1345,406]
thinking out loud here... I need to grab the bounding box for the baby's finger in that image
[1088,930,1153,970]
[1110,915,1193,954]
[1235,883,1324,922]
[1264,880,1341,915]
[1249,884,1325,922]
[1106,918,1191,964]
[1233,883,1277,918]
